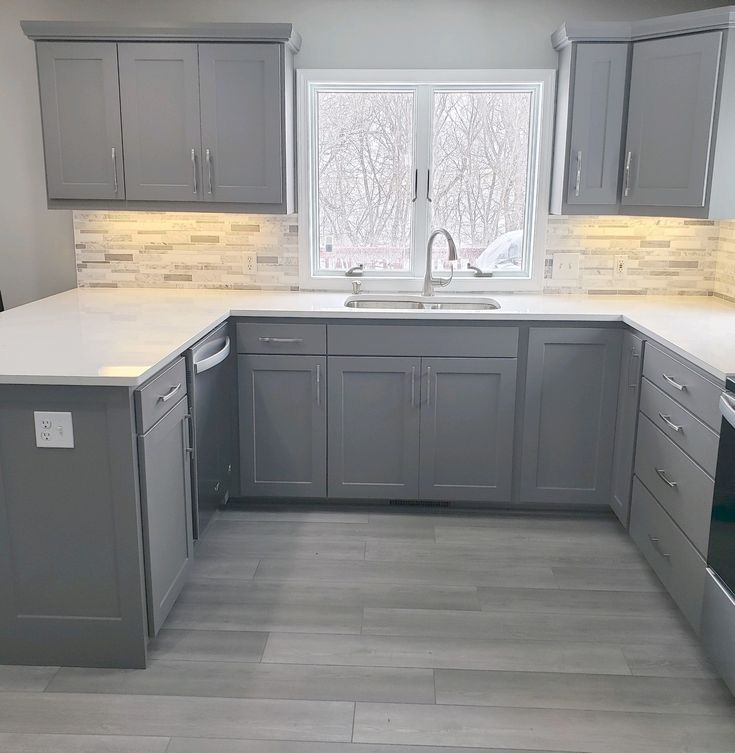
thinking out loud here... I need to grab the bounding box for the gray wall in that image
[0,0,725,308]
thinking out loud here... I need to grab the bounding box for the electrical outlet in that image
[244,252,257,274]
[34,411,74,448]
[614,255,627,278]
[552,252,580,281]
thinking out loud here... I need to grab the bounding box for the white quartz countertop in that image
[0,288,734,386]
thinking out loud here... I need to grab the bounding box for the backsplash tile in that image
[75,211,733,298]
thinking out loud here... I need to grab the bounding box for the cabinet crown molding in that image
[20,20,302,52]
[552,5,735,49]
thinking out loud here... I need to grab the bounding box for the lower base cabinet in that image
[138,396,194,636]
[239,354,326,497]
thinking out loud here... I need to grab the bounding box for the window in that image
[298,70,554,291]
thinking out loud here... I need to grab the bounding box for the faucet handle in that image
[436,264,454,288]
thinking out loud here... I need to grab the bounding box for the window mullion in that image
[411,85,433,282]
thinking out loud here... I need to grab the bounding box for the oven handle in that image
[720,392,735,430]
[194,336,231,374]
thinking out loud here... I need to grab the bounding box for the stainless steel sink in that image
[344,294,501,311]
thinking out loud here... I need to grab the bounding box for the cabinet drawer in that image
[135,357,188,434]
[634,414,713,554]
[328,324,518,357]
[639,378,720,476]
[643,344,721,430]
[630,477,706,633]
[236,323,326,355]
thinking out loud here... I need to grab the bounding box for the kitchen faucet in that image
[423,229,458,296]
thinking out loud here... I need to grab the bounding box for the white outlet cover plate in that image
[34,411,74,448]
[552,252,580,281]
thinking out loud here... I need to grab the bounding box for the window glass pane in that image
[430,89,532,275]
[316,89,415,273]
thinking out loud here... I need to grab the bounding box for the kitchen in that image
[1,0,735,751]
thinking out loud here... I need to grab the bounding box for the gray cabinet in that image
[239,355,326,497]
[36,41,124,200]
[119,43,202,202]
[610,331,644,526]
[419,357,516,502]
[199,43,284,204]
[520,327,622,506]
[622,32,721,210]
[138,396,194,636]
[551,42,628,213]
[328,356,421,500]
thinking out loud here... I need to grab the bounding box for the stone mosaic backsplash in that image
[74,211,734,298]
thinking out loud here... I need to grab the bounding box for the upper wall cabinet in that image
[550,6,735,219]
[22,22,300,213]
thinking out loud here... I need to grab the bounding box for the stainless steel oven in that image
[702,378,735,694]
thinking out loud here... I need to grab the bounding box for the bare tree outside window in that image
[430,90,532,273]
[316,90,415,272]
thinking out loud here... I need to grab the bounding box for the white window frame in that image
[297,69,555,292]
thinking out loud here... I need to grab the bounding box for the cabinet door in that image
[239,355,326,497]
[520,328,622,506]
[36,42,124,200]
[566,43,628,208]
[199,44,284,204]
[419,358,517,502]
[610,332,644,526]
[622,32,721,209]
[118,43,202,201]
[328,356,421,499]
[138,397,193,636]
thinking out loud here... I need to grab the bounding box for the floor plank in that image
[352,702,735,752]
[147,629,267,663]
[0,667,58,692]
[0,734,170,753]
[0,692,354,742]
[168,740,568,753]
[551,565,664,592]
[196,534,367,561]
[262,633,632,675]
[206,519,435,540]
[48,660,436,703]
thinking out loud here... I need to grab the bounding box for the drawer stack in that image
[629,343,721,634]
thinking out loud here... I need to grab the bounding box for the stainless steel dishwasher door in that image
[187,323,237,539]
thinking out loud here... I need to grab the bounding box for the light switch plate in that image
[34,411,74,448]
[552,252,580,280]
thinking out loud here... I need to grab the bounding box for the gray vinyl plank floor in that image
[0,504,732,753]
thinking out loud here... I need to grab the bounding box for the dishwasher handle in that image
[194,336,231,374]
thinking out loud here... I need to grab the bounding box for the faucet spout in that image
[423,228,458,296]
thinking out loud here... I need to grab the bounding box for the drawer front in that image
[639,378,720,476]
[643,344,721,430]
[635,414,713,554]
[237,323,326,355]
[629,477,706,634]
[135,357,188,434]
[328,324,519,358]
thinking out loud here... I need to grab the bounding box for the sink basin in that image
[344,294,501,311]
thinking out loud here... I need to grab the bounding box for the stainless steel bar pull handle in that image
[258,337,304,344]
[648,534,671,559]
[183,412,194,455]
[658,413,683,433]
[655,468,678,488]
[624,151,633,197]
[159,383,182,403]
[662,374,686,392]
[111,147,118,194]
[411,169,418,203]
[191,148,198,194]
[574,150,582,197]
[205,148,213,195]
[426,366,432,406]
[411,366,416,407]
[316,364,321,407]
[426,170,432,203]
[627,347,640,389]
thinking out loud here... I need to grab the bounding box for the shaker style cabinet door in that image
[520,328,622,506]
[36,42,124,200]
[328,357,421,500]
[419,357,517,502]
[118,43,203,201]
[566,43,628,208]
[622,32,722,210]
[138,397,194,636]
[199,43,284,204]
[610,331,644,526]
[239,355,326,498]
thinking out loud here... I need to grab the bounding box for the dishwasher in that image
[185,322,237,539]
